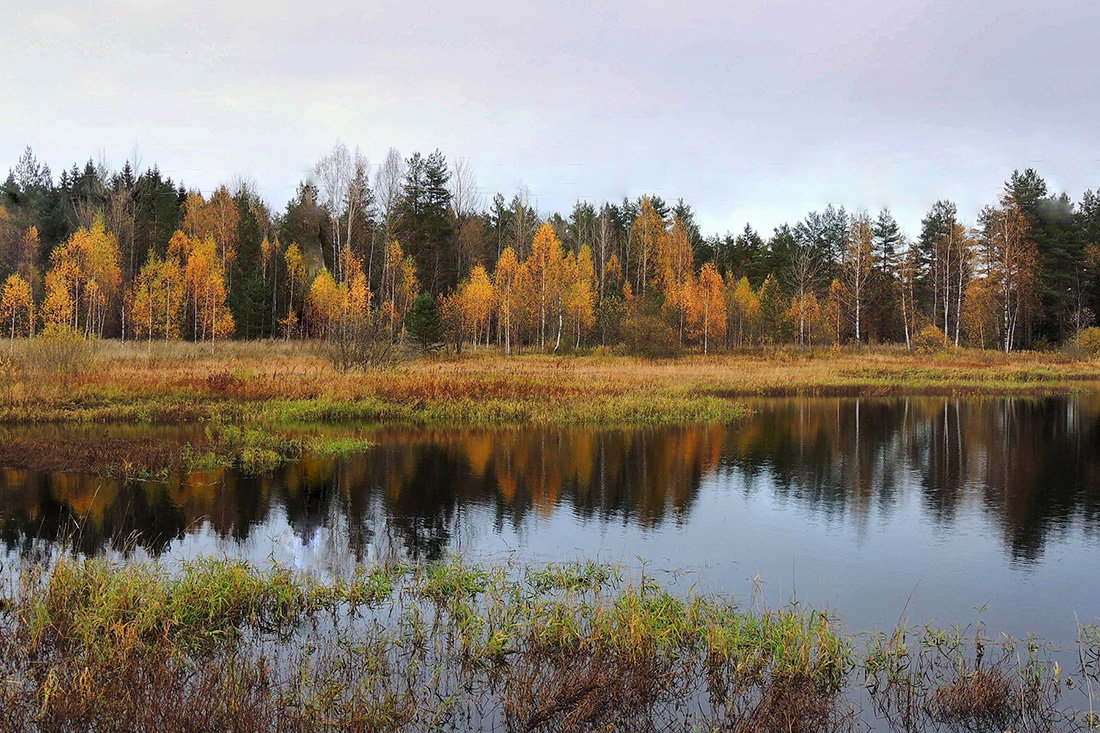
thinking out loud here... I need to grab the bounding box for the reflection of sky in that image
[3,397,1100,646]
[130,459,1100,646]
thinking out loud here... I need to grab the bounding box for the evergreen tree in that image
[406,291,443,349]
[1007,170,1084,341]
[732,224,766,283]
[872,209,901,272]
[228,193,270,338]
[396,150,453,294]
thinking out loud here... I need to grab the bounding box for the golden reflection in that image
[1,397,1098,561]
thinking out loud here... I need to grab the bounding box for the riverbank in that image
[3,340,1100,428]
[0,556,1085,732]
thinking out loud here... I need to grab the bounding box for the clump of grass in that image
[526,560,615,593]
[863,623,1066,732]
[97,424,375,479]
[21,558,309,657]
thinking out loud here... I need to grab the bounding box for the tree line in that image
[2,144,1099,354]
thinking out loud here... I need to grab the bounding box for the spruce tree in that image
[872,209,901,272]
[406,292,443,349]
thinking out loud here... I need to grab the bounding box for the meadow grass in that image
[2,339,1099,430]
[0,556,1094,731]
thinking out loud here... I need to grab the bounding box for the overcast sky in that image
[3,0,1098,237]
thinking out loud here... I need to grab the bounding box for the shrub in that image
[25,324,96,379]
[619,311,679,357]
[326,315,397,372]
[1076,327,1100,358]
[911,325,947,355]
[0,352,21,404]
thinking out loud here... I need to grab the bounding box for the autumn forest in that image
[3,144,1100,356]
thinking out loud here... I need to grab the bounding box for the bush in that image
[619,310,680,357]
[26,324,96,379]
[912,325,947,355]
[1076,327,1100,359]
[325,315,397,372]
[0,352,21,403]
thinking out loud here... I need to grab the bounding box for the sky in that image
[3,0,1099,238]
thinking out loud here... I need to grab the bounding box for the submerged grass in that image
[0,557,1097,731]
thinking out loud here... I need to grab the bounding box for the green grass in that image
[1,556,1090,731]
[100,423,375,479]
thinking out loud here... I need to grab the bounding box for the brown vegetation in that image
[1,340,1099,428]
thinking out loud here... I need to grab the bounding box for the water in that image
[2,396,1099,642]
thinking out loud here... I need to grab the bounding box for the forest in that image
[3,143,1100,357]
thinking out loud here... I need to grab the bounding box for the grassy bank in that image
[0,422,374,478]
[3,339,1100,429]
[0,557,1091,732]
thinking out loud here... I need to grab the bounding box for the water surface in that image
[2,396,1099,641]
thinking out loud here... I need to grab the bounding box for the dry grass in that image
[2,339,1099,427]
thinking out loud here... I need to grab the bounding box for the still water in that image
[2,397,1099,640]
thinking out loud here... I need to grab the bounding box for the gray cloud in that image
[3,0,1098,236]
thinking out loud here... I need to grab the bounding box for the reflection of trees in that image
[733,397,1100,563]
[0,469,190,556]
[1,398,1099,563]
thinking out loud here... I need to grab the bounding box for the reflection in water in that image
[724,398,1100,561]
[2,398,1099,566]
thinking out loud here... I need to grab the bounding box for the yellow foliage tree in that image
[629,197,665,295]
[562,245,596,348]
[824,279,845,344]
[41,267,74,330]
[493,247,520,354]
[697,263,726,354]
[513,262,539,348]
[129,253,184,341]
[656,216,695,296]
[307,269,342,339]
[727,276,760,347]
[44,216,122,337]
[184,236,234,343]
[527,223,564,349]
[381,240,420,337]
[603,253,623,291]
[1,273,33,345]
[282,243,307,339]
[456,264,494,348]
[961,276,999,349]
[184,187,239,278]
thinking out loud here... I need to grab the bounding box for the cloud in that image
[2,0,1098,236]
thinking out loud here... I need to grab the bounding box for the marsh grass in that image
[862,622,1084,732]
[89,423,375,479]
[0,556,855,731]
[2,340,1099,429]
[1,557,1096,731]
